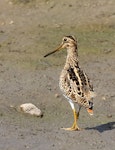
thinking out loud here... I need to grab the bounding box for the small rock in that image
[104,49,112,54]
[24,145,29,149]
[1,22,5,25]
[55,93,60,98]
[9,1,13,5]
[107,114,112,118]
[19,103,42,117]
[9,20,14,25]
[102,96,106,100]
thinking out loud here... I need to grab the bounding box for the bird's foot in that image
[61,127,80,131]
[61,124,80,131]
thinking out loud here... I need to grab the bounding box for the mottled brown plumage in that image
[44,36,96,131]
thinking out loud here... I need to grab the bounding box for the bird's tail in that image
[87,108,93,115]
[87,101,93,115]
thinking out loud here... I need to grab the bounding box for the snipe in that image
[44,36,96,131]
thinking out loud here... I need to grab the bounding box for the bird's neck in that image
[64,47,79,69]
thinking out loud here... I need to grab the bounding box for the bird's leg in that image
[62,101,80,131]
[70,108,80,130]
[77,105,81,118]
[70,106,81,129]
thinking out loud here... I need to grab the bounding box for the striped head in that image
[61,36,77,49]
[44,35,77,57]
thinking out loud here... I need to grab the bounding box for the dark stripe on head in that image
[66,36,76,41]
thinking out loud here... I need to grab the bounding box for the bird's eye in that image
[64,38,67,42]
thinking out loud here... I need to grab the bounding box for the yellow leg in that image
[62,109,80,131]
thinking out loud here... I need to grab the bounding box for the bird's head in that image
[44,36,77,57]
[61,36,77,49]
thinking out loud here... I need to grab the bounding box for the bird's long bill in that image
[44,44,63,57]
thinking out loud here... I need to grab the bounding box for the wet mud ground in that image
[0,0,115,150]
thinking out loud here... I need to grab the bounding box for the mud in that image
[0,0,115,150]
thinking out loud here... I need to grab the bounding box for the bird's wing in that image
[67,66,93,107]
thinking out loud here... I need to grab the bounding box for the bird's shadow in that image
[85,121,115,133]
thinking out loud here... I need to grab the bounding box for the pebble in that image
[19,103,42,117]
[102,96,106,100]
[9,20,14,25]
[55,93,60,98]
[107,114,112,118]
